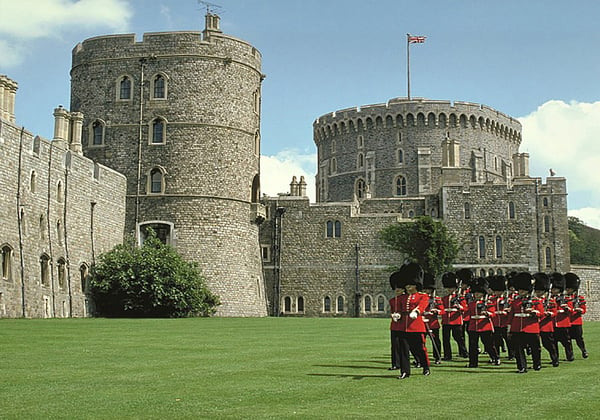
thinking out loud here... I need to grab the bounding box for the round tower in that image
[313,98,522,203]
[70,14,267,316]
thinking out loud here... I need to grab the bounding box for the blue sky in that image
[2,0,600,228]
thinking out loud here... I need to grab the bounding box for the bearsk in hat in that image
[549,272,566,292]
[398,262,424,287]
[533,272,551,291]
[564,272,580,291]
[513,271,533,292]
[456,268,474,287]
[441,272,459,288]
[422,272,436,290]
[488,275,507,292]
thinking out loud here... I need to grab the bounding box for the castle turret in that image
[0,75,18,123]
[71,14,267,316]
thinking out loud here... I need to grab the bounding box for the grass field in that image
[1,318,597,419]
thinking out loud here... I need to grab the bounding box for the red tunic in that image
[465,299,496,332]
[489,294,510,328]
[441,293,465,326]
[507,296,544,333]
[396,292,430,332]
[539,296,557,333]
[569,294,586,326]
[553,294,572,328]
[423,295,445,329]
[389,295,403,331]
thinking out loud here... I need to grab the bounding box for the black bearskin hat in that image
[422,272,436,290]
[564,272,580,290]
[389,270,405,290]
[441,272,459,288]
[513,271,533,292]
[506,271,518,290]
[470,277,488,295]
[398,262,424,287]
[549,272,565,292]
[488,275,507,292]
[456,268,474,287]
[533,272,551,291]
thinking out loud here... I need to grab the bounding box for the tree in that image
[569,216,600,265]
[379,216,458,278]
[90,230,219,317]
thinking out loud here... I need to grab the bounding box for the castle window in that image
[57,258,66,289]
[543,197,549,207]
[151,118,166,144]
[337,296,344,313]
[478,236,486,258]
[261,245,271,262]
[394,175,407,196]
[357,135,364,148]
[80,263,89,293]
[94,163,101,180]
[39,214,46,240]
[119,76,132,100]
[464,202,471,219]
[480,269,486,277]
[91,120,105,146]
[284,296,291,313]
[253,88,260,114]
[33,136,41,156]
[397,131,402,143]
[139,222,173,246]
[30,171,37,193]
[254,131,260,156]
[152,74,166,99]
[544,216,550,233]
[495,236,503,258]
[364,295,372,313]
[1,245,13,281]
[331,139,336,154]
[326,220,342,238]
[508,201,515,219]
[357,153,364,169]
[545,247,552,268]
[149,168,165,194]
[330,157,337,174]
[57,181,63,203]
[40,254,50,286]
[356,179,366,199]
[297,296,304,312]
[324,296,331,312]
[377,295,385,312]
[57,220,63,245]
[397,149,404,164]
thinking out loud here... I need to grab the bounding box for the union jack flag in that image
[408,35,426,43]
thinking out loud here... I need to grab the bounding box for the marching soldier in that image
[440,272,468,360]
[388,270,406,371]
[565,272,588,359]
[533,272,559,367]
[550,272,574,361]
[394,262,431,379]
[457,268,475,346]
[506,272,543,373]
[465,278,500,367]
[422,273,444,364]
[488,275,513,359]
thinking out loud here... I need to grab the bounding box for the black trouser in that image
[426,327,442,362]
[540,331,559,365]
[492,326,514,358]
[390,330,401,368]
[569,325,586,354]
[468,330,498,367]
[399,332,430,376]
[511,332,541,371]
[442,324,468,359]
[554,327,574,361]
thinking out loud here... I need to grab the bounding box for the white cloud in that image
[260,150,317,201]
[519,100,600,229]
[0,0,132,68]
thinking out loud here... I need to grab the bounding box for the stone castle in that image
[1,14,597,319]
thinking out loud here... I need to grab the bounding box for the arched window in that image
[91,120,104,146]
[80,263,89,293]
[478,236,486,258]
[326,220,333,238]
[57,181,63,203]
[544,215,550,232]
[149,168,165,194]
[324,296,331,312]
[1,245,13,281]
[545,247,552,268]
[57,220,63,245]
[357,135,364,148]
[331,139,336,153]
[356,179,366,199]
[397,149,404,164]
[152,74,166,99]
[284,296,291,312]
[464,202,471,219]
[119,76,132,100]
[395,175,407,196]
[357,153,364,169]
[508,201,515,219]
[139,222,173,245]
[151,118,166,144]
[364,295,372,313]
[495,236,503,258]
[337,296,344,313]
[297,296,304,312]
[39,214,46,240]
[330,157,337,174]
[480,268,486,277]
[30,171,37,193]
[57,258,66,289]
[40,254,50,286]
[334,220,341,238]
[543,197,549,207]
[377,295,385,312]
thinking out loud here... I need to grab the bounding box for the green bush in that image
[90,231,219,317]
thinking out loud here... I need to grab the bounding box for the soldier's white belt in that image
[471,315,486,319]
[514,313,530,317]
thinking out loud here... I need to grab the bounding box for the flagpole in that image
[406,33,411,100]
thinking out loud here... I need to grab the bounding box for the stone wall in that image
[571,265,600,321]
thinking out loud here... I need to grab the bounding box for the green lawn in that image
[1,318,597,419]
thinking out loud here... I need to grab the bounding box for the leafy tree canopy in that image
[90,230,219,317]
[379,216,458,278]
[569,216,600,266]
